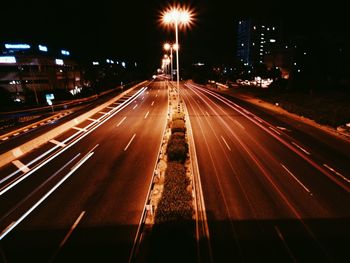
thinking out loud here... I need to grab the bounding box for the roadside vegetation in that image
[150,84,195,262]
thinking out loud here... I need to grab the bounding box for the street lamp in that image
[162,5,193,104]
[163,43,173,81]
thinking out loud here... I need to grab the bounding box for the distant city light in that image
[110,60,114,64]
[92,61,99,65]
[38,45,48,52]
[106,59,110,63]
[5,43,30,49]
[0,56,16,63]
[55,59,64,65]
[61,50,70,56]
[121,62,126,68]
[298,69,301,73]
[269,39,276,43]
[135,62,137,67]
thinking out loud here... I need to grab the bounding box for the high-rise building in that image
[236,18,279,67]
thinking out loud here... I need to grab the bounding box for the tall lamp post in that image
[162,6,193,104]
[163,43,173,81]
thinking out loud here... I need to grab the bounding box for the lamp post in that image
[163,43,173,81]
[162,6,193,104]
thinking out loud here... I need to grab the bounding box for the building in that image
[0,43,82,104]
[236,18,279,67]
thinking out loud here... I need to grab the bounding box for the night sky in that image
[1,0,349,72]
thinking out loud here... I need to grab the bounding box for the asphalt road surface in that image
[182,82,350,262]
[0,80,168,262]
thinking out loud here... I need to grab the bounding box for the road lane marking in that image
[12,160,30,173]
[59,211,86,249]
[0,153,91,241]
[141,96,144,100]
[323,164,350,183]
[0,87,148,196]
[274,226,296,261]
[72,127,87,132]
[144,111,149,119]
[2,137,9,141]
[281,164,311,194]
[49,139,66,147]
[151,101,154,106]
[99,111,109,115]
[277,126,289,131]
[117,116,127,127]
[221,136,231,151]
[32,125,37,128]
[107,106,115,109]
[124,134,136,151]
[155,94,158,97]
[269,126,281,135]
[88,118,99,122]
[133,104,138,110]
[205,111,210,117]
[291,142,310,155]
[12,148,23,158]
[234,120,245,130]
[13,133,19,136]
[23,129,29,132]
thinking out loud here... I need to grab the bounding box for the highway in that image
[182,82,350,262]
[0,80,168,262]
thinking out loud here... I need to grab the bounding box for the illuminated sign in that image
[5,44,30,49]
[61,50,70,55]
[46,93,55,100]
[0,56,16,63]
[55,59,64,65]
[39,45,48,52]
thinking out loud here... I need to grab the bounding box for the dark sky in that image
[1,0,349,72]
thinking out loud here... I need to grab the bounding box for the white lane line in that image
[32,125,37,129]
[124,134,136,151]
[72,127,86,132]
[269,126,282,135]
[58,211,86,249]
[0,152,93,241]
[291,142,310,155]
[88,118,99,122]
[0,87,148,196]
[23,129,29,132]
[205,111,210,117]
[144,111,150,119]
[2,137,9,141]
[234,120,245,130]
[155,94,158,98]
[107,106,115,109]
[141,96,144,100]
[49,139,66,147]
[151,101,154,106]
[133,104,138,110]
[323,164,350,183]
[40,122,45,126]
[12,160,30,173]
[254,116,263,123]
[13,133,19,136]
[281,164,311,194]
[277,126,288,131]
[117,117,127,127]
[274,226,296,261]
[99,111,109,115]
[221,136,231,151]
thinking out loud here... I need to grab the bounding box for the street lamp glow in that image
[161,5,195,105]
